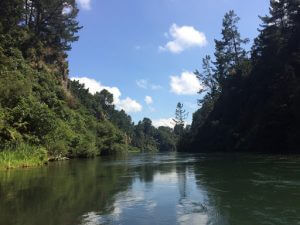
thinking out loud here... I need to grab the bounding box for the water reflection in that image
[1,153,300,225]
[80,154,223,225]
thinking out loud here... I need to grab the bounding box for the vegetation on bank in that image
[0,144,47,170]
[3,0,296,169]
[178,0,300,153]
[0,0,178,169]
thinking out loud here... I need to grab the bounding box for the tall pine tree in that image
[214,10,249,84]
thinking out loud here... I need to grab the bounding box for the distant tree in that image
[173,103,188,126]
[132,118,159,152]
[94,89,114,116]
[142,118,155,136]
[173,103,188,136]
[155,126,177,152]
[110,110,134,137]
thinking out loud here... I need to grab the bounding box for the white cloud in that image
[136,79,162,90]
[152,118,175,128]
[145,96,153,105]
[152,117,190,129]
[71,77,142,113]
[117,97,142,113]
[170,71,203,95]
[159,24,207,54]
[136,79,148,89]
[151,84,162,90]
[76,0,91,10]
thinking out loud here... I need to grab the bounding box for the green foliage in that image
[69,133,98,158]
[0,143,47,170]
[110,109,134,136]
[0,0,81,52]
[214,10,250,82]
[44,120,74,157]
[0,0,179,170]
[132,118,178,152]
[173,102,188,136]
[95,120,128,155]
[180,1,300,153]
[132,118,158,152]
[156,127,177,152]
[0,34,132,168]
[9,98,57,141]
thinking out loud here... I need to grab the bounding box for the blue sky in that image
[69,0,269,127]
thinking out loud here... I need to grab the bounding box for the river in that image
[0,153,300,225]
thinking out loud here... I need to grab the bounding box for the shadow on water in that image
[1,153,300,225]
[193,154,300,225]
[0,157,134,225]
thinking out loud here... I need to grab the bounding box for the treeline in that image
[69,80,178,153]
[179,0,300,153]
[0,0,177,169]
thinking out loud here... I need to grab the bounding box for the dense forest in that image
[178,0,300,153]
[0,0,178,169]
[1,0,299,169]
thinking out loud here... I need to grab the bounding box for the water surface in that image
[1,153,300,225]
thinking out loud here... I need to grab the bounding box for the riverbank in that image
[0,144,142,170]
[0,144,48,170]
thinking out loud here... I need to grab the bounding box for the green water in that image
[1,153,300,225]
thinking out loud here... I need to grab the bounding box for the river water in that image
[0,153,300,225]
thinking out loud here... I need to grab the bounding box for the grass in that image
[0,143,141,170]
[0,143,48,170]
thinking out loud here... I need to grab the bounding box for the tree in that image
[214,10,249,83]
[193,55,221,130]
[0,0,24,33]
[132,118,159,152]
[0,0,82,64]
[24,0,82,52]
[110,110,134,137]
[178,1,300,154]
[155,126,177,152]
[94,89,114,118]
[195,55,221,105]
[252,0,300,66]
[173,103,188,136]
[142,118,155,136]
[251,1,286,64]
